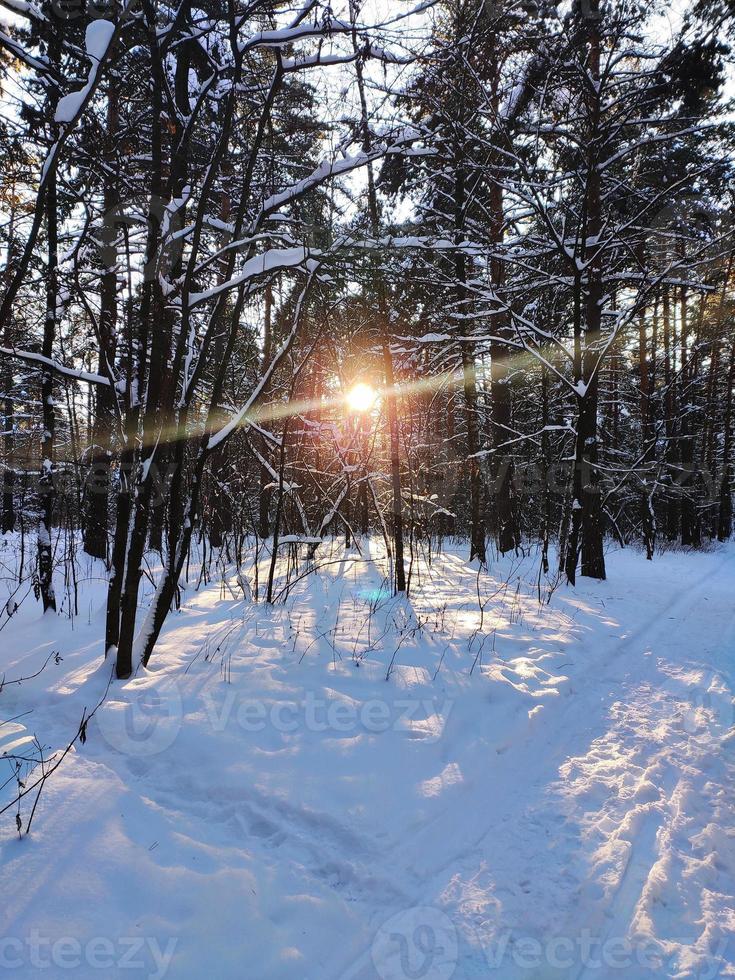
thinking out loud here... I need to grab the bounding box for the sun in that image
[346,382,378,413]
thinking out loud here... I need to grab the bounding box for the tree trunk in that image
[350,16,406,589]
[679,288,699,546]
[639,308,655,559]
[487,40,518,557]
[84,86,119,562]
[662,287,680,540]
[1,195,16,535]
[718,338,735,542]
[453,161,486,564]
[38,91,59,613]
[566,5,605,583]
[258,284,273,538]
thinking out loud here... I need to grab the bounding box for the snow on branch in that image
[282,43,411,71]
[206,273,316,450]
[240,18,356,54]
[0,346,111,387]
[258,131,419,220]
[54,21,116,125]
[186,247,315,309]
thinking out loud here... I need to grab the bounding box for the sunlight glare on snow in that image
[421,762,464,798]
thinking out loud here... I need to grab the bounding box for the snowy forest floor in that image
[1,539,734,979]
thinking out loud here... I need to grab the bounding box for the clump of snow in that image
[85,20,115,60]
[54,21,114,124]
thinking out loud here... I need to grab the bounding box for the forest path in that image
[344,548,735,980]
[0,544,734,979]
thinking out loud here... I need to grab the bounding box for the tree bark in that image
[566,3,605,583]
[718,338,735,542]
[38,60,59,613]
[2,194,16,535]
[453,160,486,565]
[84,86,119,562]
[350,18,406,590]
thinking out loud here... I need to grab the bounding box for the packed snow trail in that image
[0,542,733,979]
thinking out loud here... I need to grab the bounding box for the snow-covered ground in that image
[1,539,734,979]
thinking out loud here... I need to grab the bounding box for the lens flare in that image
[346,382,377,413]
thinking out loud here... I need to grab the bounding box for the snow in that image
[240,19,354,54]
[187,248,310,308]
[54,21,114,124]
[1,541,734,978]
[85,20,115,61]
[0,346,110,387]
[54,90,87,124]
[256,132,418,223]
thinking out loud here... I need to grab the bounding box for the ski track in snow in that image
[1,542,734,979]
